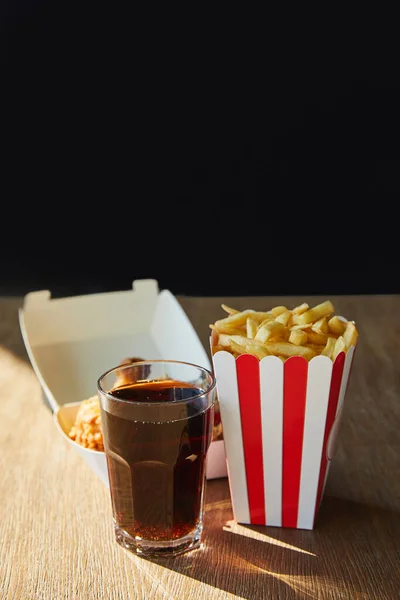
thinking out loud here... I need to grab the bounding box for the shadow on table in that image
[131,492,400,600]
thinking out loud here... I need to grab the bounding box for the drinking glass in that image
[97,360,216,557]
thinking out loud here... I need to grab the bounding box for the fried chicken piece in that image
[68,395,104,451]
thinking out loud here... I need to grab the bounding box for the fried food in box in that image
[68,395,104,451]
[68,356,146,452]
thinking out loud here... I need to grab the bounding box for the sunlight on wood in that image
[123,546,247,600]
[229,556,370,600]
[223,520,317,556]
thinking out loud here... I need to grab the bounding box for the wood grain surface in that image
[1,294,400,600]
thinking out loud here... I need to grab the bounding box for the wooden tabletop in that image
[1,293,400,600]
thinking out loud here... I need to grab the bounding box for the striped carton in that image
[211,339,356,530]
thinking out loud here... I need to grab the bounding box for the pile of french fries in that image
[210,300,358,362]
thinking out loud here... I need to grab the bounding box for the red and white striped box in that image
[211,337,357,530]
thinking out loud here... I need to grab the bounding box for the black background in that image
[1,5,399,297]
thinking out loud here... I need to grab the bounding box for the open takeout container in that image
[19,279,227,482]
[211,329,357,529]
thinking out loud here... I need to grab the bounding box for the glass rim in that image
[97,359,216,406]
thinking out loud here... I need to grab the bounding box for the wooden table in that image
[1,294,399,600]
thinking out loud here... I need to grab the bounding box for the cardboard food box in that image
[19,279,228,483]
[211,329,357,529]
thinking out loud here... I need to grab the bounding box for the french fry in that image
[217,333,237,347]
[293,300,335,325]
[270,306,288,317]
[255,321,286,343]
[265,341,316,360]
[246,317,258,339]
[226,338,250,356]
[275,327,290,342]
[332,336,346,361]
[274,310,292,326]
[306,331,330,345]
[250,312,274,324]
[290,323,313,331]
[306,343,326,354]
[311,317,329,334]
[292,302,309,315]
[221,304,240,315]
[210,324,246,335]
[230,336,271,352]
[226,338,269,360]
[328,316,347,335]
[244,344,270,360]
[257,316,276,330]
[343,321,358,349]
[289,329,308,346]
[212,345,226,355]
[214,309,256,330]
[211,300,358,363]
[321,337,336,359]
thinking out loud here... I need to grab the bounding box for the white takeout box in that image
[19,279,227,482]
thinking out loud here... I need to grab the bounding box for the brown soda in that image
[101,379,214,541]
